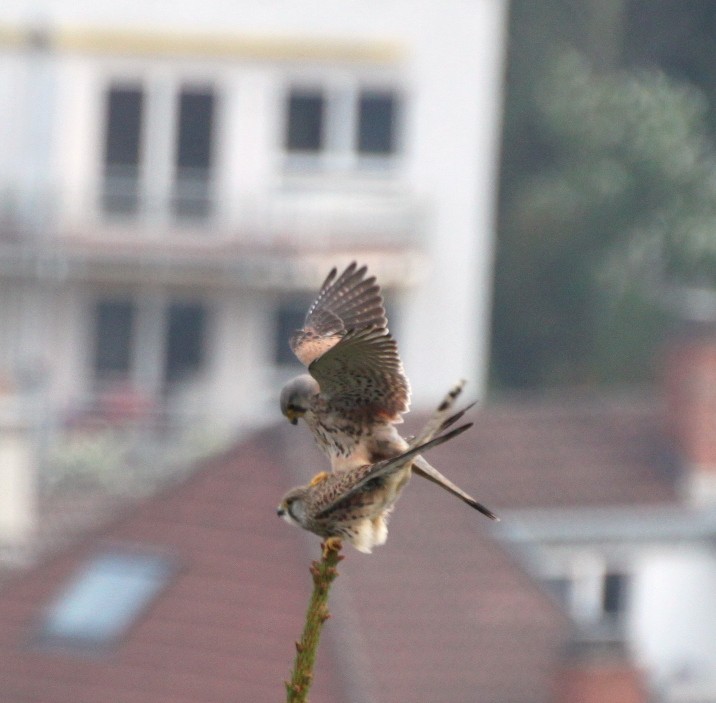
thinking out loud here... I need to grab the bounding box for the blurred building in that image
[0,0,507,433]
[3,329,716,701]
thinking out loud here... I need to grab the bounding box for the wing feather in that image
[289,262,388,366]
[308,326,411,420]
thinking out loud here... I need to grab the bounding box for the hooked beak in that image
[277,506,286,517]
[285,409,300,426]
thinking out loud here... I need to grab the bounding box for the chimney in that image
[553,638,649,703]
[663,326,716,505]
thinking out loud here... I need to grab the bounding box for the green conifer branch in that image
[285,538,344,703]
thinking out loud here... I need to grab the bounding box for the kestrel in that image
[280,262,497,520]
[277,404,473,553]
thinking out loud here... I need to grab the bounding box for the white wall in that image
[399,2,506,405]
[630,545,716,691]
[0,0,508,420]
[0,54,25,200]
[208,289,274,428]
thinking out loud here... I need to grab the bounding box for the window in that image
[38,551,174,649]
[173,88,215,219]
[275,302,310,366]
[164,301,208,382]
[94,299,135,376]
[602,571,627,616]
[357,91,397,155]
[102,86,144,214]
[176,90,215,171]
[541,562,629,628]
[285,92,325,152]
[100,80,218,221]
[283,85,400,165]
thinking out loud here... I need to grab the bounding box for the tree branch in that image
[285,538,344,703]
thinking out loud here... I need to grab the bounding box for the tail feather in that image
[412,455,498,521]
[408,380,498,522]
[411,380,467,447]
[353,423,473,492]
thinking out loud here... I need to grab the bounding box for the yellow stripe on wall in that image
[0,25,404,63]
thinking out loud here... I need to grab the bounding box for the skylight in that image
[38,549,175,650]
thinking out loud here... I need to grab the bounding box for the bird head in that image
[280,374,319,425]
[277,486,309,527]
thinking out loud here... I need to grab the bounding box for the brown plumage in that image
[280,262,497,521]
[277,408,473,553]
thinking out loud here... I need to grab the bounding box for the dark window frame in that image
[172,86,216,219]
[175,88,215,171]
[275,300,311,366]
[602,571,628,617]
[93,298,136,377]
[357,90,398,155]
[285,90,325,153]
[101,84,144,214]
[164,300,209,383]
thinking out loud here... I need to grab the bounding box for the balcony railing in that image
[4,172,424,246]
[0,176,427,287]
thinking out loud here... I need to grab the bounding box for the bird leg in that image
[309,471,330,486]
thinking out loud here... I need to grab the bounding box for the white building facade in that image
[0,0,507,430]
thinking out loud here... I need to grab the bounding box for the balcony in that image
[0,179,428,288]
[95,169,425,246]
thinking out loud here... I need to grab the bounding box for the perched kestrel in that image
[277,404,473,553]
[280,262,497,520]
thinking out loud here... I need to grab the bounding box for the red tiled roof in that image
[0,392,677,703]
[450,393,676,510]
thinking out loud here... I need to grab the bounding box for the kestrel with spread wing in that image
[277,403,473,553]
[280,263,497,521]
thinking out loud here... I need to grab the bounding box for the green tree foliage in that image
[492,47,716,388]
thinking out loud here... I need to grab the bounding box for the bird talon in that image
[322,537,343,556]
[309,471,330,486]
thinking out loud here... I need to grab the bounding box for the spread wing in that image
[290,262,388,366]
[308,326,411,422]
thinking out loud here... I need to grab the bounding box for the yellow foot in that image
[309,471,330,487]
[322,536,343,557]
